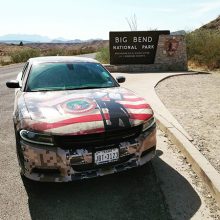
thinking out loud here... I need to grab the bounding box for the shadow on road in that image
[153,150,202,220]
[22,154,201,220]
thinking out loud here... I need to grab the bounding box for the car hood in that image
[23,87,153,135]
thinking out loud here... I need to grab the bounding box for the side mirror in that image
[6,80,21,88]
[116,76,126,83]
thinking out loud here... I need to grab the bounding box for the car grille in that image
[53,125,142,149]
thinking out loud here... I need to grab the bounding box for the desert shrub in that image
[96,47,110,64]
[10,48,40,63]
[64,49,79,56]
[0,59,12,66]
[43,48,96,56]
[43,48,65,56]
[79,47,96,54]
[0,56,12,66]
[186,29,220,69]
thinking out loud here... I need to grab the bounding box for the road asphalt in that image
[0,62,219,220]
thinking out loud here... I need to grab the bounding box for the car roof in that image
[28,56,99,64]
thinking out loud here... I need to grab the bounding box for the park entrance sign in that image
[107,30,187,72]
[110,31,170,65]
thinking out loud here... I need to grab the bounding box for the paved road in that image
[78,52,97,59]
[0,64,216,220]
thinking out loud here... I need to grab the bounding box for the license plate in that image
[94,148,119,165]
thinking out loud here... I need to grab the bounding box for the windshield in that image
[26,62,118,92]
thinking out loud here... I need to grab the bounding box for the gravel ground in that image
[155,73,220,173]
[156,130,220,219]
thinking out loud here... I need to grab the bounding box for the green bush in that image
[96,47,110,64]
[10,49,40,63]
[186,29,220,69]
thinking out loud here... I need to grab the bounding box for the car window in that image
[21,62,29,80]
[25,62,118,92]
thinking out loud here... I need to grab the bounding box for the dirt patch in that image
[155,73,220,173]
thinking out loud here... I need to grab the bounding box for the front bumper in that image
[20,125,156,182]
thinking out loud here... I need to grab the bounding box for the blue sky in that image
[0,0,220,40]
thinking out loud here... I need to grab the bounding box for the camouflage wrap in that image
[21,128,156,182]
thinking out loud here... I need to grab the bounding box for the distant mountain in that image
[200,15,220,30]
[50,37,71,43]
[0,34,51,43]
[0,34,103,44]
[51,39,83,44]
[67,39,83,43]
[171,30,186,35]
[50,39,70,43]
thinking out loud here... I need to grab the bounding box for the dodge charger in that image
[6,56,156,182]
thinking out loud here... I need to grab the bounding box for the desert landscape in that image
[0,40,108,65]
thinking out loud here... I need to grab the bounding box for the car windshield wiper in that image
[70,86,102,90]
[30,85,116,92]
[30,88,65,92]
[67,86,114,90]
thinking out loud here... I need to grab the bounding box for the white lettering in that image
[142,45,154,49]
[133,36,153,43]
[115,37,127,43]
[112,45,137,50]
[148,37,152,42]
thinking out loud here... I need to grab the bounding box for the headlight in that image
[142,117,156,132]
[20,130,54,146]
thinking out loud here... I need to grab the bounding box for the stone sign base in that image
[104,62,187,72]
[105,35,187,72]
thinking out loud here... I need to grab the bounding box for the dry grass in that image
[188,61,220,74]
[0,40,108,66]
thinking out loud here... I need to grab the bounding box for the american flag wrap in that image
[23,87,153,135]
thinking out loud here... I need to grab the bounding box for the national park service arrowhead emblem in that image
[164,38,179,56]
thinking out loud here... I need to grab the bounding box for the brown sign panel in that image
[109,31,170,65]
